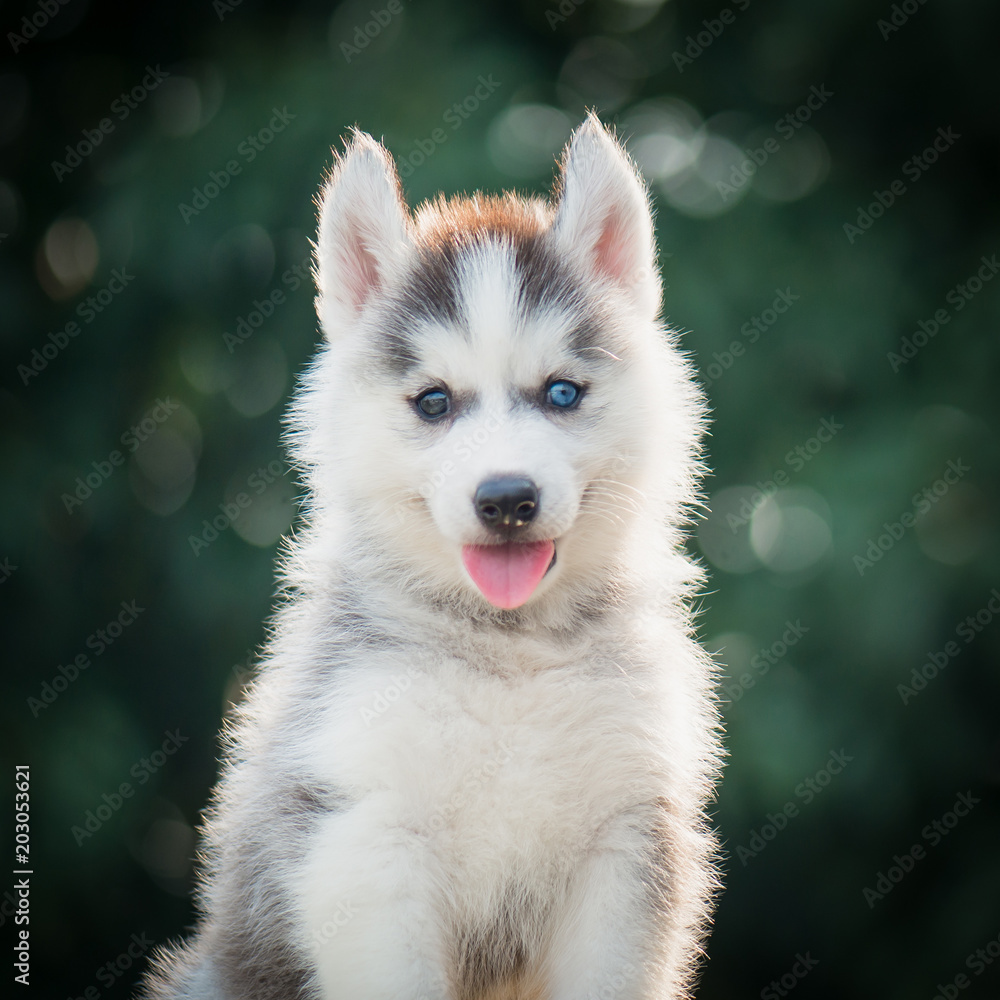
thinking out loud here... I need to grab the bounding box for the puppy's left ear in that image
[552,113,660,320]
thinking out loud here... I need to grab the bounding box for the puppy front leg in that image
[544,824,705,1000]
[296,808,450,1000]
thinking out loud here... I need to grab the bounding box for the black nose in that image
[474,477,539,530]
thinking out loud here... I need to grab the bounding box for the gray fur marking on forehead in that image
[371,227,609,377]
[404,227,584,326]
[370,309,421,376]
[401,241,466,329]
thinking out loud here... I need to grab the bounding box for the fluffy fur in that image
[141,113,722,1000]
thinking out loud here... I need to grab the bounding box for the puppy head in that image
[295,116,705,614]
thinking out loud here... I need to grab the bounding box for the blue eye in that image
[546,380,582,409]
[415,388,450,419]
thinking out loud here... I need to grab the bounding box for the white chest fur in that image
[292,647,673,994]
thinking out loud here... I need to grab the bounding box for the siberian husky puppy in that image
[142,113,722,1000]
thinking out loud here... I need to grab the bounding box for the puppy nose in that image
[474,477,539,530]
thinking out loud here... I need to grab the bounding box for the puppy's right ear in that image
[314,130,411,337]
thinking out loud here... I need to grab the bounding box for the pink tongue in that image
[461,540,555,609]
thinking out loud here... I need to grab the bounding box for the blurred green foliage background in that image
[2,0,998,997]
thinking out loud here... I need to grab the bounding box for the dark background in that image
[2,1,999,997]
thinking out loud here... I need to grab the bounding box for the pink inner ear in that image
[592,209,637,287]
[340,227,382,313]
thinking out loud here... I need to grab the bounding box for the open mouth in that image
[461,540,556,609]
